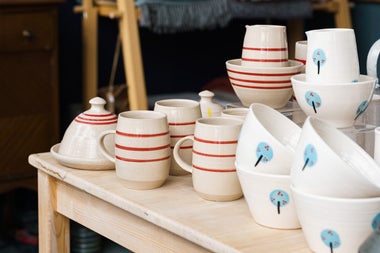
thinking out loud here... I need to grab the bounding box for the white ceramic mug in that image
[173,117,243,201]
[154,99,202,176]
[98,110,171,190]
[305,28,360,84]
[242,25,288,67]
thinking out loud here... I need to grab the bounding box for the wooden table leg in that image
[38,171,70,253]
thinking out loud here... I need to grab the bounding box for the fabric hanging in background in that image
[135,0,231,33]
[136,0,312,33]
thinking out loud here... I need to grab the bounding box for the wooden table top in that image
[29,152,311,253]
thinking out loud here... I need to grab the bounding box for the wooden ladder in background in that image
[75,0,353,109]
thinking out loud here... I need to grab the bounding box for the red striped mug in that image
[98,110,171,190]
[154,99,202,176]
[173,117,243,201]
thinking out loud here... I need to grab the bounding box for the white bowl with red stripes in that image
[51,97,117,170]
[226,59,303,108]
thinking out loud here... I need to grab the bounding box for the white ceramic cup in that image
[295,40,307,73]
[173,117,243,201]
[305,28,360,84]
[98,110,171,190]
[154,99,202,176]
[237,164,301,229]
[220,107,249,121]
[242,24,288,67]
[236,103,301,175]
[291,116,380,198]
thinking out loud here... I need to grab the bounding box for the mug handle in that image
[367,38,380,85]
[98,129,116,163]
[172,135,193,173]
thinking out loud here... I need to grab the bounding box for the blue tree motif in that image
[303,144,318,171]
[320,229,341,253]
[371,212,380,232]
[305,90,322,114]
[255,142,273,167]
[312,49,326,75]
[355,100,369,120]
[269,189,289,214]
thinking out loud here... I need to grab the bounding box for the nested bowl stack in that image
[226,59,303,108]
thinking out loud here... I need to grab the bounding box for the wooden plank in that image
[55,179,211,252]
[29,153,311,253]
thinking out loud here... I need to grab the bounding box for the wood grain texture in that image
[29,152,311,253]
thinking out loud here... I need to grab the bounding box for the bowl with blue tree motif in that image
[236,162,300,229]
[291,74,376,128]
[291,116,380,198]
[291,185,380,253]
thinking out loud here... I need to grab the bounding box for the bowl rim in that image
[226,59,303,71]
[291,73,377,87]
[291,184,380,202]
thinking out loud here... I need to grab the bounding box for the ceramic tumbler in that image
[154,99,202,176]
[173,117,243,201]
[98,110,171,190]
[305,28,360,84]
[242,25,288,67]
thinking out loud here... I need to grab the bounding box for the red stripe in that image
[227,68,300,77]
[194,136,237,144]
[229,76,290,84]
[242,58,288,63]
[193,149,235,158]
[168,121,195,126]
[295,58,306,65]
[243,47,287,51]
[76,115,118,121]
[170,145,193,149]
[83,113,115,117]
[170,134,191,138]
[74,119,117,125]
[231,82,292,89]
[193,165,236,172]
[116,155,170,163]
[116,143,170,151]
[116,130,169,137]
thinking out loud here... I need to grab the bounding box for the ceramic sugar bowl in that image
[51,97,117,170]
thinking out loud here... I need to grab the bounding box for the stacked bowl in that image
[235,103,302,229]
[226,25,303,109]
[289,28,380,252]
[291,116,380,253]
[291,28,376,128]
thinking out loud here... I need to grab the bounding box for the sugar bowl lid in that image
[51,97,117,170]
